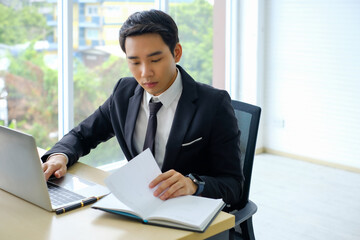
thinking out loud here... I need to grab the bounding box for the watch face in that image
[190,173,204,185]
[193,175,202,182]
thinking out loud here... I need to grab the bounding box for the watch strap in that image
[187,173,205,196]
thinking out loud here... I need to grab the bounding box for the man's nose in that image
[141,63,153,78]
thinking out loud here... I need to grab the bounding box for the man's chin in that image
[145,89,160,96]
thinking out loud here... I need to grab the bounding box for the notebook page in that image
[105,149,163,218]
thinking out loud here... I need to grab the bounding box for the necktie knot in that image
[149,101,162,116]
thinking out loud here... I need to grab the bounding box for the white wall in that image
[262,0,360,168]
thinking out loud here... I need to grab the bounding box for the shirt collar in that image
[145,68,183,108]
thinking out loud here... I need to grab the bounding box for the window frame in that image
[58,0,74,138]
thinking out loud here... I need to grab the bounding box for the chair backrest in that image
[231,100,261,209]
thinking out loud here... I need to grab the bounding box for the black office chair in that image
[230,100,261,240]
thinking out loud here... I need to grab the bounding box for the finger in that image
[42,162,48,172]
[160,175,198,200]
[155,171,189,198]
[54,170,62,178]
[54,166,67,178]
[149,170,174,188]
[164,188,188,200]
[44,166,56,181]
[159,181,185,200]
[153,171,180,197]
[42,163,65,181]
[155,178,179,198]
[42,155,67,181]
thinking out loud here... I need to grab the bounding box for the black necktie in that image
[143,100,163,157]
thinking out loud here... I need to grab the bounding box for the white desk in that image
[0,163,234,240]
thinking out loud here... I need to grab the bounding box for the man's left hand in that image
[149,170,197,200]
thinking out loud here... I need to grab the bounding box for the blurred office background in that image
[0,0,359,239]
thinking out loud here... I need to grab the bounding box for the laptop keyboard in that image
[47,182,85,206]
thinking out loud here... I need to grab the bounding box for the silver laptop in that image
[0,125,109,212]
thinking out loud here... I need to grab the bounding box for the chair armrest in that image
[232,200,258,225]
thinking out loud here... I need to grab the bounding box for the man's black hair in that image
[119,9,179,56]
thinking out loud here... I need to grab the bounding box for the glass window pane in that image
[0,1,58,149]
[72,1,155,167]
[169,0,214,85]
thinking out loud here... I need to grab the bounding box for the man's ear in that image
[174,43,182,63]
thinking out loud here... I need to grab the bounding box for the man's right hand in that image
[42,154,68,181]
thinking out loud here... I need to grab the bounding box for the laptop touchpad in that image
[49,173,95,192]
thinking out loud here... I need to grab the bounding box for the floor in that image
[250,154,360,240]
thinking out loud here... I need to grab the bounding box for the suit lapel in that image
[124,84,143,158]
[162,67,198,171]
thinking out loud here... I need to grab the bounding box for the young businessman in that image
[42,10,244,208]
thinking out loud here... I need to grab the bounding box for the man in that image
[42,9,243,208]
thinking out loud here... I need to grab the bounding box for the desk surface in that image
[0,163,234,240]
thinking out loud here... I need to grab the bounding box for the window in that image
[73,1,155,168]
[0,0,218,169]
[0,1,58,149]
[85,5,98,17]
[103,6,122,18]
[169,0,214,85]
[85,29,100,40]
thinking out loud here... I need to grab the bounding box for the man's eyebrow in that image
[147,51,163,57]
[127,51,163,60]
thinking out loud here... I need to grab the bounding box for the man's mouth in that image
[143,82,158,88]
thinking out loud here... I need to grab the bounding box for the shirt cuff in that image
[47,153,69,165]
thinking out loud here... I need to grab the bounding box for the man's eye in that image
[152,58,161,63]
[132,62,140,65]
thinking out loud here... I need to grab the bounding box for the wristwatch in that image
[186,173,205,196]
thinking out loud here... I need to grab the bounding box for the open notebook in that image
[93,149,225,232]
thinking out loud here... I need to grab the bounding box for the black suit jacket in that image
[42,65,244,206]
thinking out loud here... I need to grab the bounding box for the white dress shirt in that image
[133,68,183,168]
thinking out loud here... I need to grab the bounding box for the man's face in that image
[125,33,182,96]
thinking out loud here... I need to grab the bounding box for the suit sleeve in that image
[199,92,244,208]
